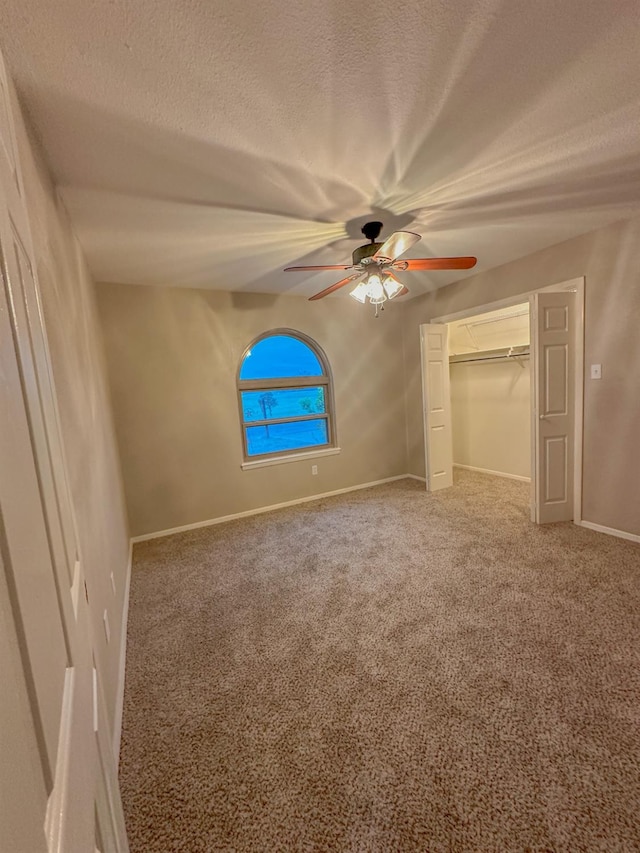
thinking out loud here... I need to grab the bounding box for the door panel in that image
[544,345,568,414]
[533,292,575,522]
[8,219,78,599]
[544,436,568,502]
[420,324,453,491]
[15,250,78,584]
[0,233,68,783]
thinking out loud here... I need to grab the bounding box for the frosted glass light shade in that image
[366,273,386,304]
[349,269,405,308]
[383,274,403,299]
[349,280,368,303]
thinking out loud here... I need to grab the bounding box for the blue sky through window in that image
[241,387,325,422]
[240,335,323,380]
[245,419,328,457]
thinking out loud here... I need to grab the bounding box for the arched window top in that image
[239,333,324,380]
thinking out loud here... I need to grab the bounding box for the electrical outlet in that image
[590,363,602,380]
[312,465,318,475]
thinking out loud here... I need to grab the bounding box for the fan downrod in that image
[361,221,383,243]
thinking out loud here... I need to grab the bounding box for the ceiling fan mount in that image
[360,220,383,243]
[284,223,477,313]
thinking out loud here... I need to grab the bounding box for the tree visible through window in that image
[238,331,334,459]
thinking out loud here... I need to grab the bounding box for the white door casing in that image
[420,324,453,491]
[532,291,575,523]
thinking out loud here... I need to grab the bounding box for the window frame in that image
[237,329,337,465]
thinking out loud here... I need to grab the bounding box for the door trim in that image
[112,540,132,765]
[431,277,585,525]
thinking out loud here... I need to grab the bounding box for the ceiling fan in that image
[285,221,477,314]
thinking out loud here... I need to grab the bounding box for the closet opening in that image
[421,278,584,526]
[447,303,531,488]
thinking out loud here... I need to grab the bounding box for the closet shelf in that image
[449,345,530,365]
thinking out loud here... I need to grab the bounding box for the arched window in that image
[238,330,335,461]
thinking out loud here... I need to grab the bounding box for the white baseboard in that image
[454,463,531,483]
[578,520,640,544]
[406,474,426,483]
[112,539,132,768]
[131,474,412,543]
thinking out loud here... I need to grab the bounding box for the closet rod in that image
[450,353,530,365]
[449,347,530,365]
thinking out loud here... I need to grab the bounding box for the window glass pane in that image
[245,418,328,456]
[241,387,326,422]
[240,334,323,380]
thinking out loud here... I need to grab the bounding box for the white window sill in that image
[241,446,341,471]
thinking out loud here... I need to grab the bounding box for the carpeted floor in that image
[120,470,640,852]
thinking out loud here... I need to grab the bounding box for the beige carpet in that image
[120,470,640,852]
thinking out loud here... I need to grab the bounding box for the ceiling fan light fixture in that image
[349,280,368,303]
[366,272,386,303]
[350,270,404,309]
[382,273,403,299]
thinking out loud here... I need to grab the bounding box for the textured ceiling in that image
[1,0,640,298]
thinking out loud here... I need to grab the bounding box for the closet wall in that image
[448,305,531,480]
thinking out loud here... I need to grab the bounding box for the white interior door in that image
[0,48,127,853]
[0,134,96,853]
[532,291,575,523]
[420,323,453,491]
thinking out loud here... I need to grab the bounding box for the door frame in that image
[430,276,585,525]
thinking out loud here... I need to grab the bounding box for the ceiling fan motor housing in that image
[352,242,382,265]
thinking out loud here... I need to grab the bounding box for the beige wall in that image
[95,213,640,540]
[403,215,640,536]
[12,89,130,725]
[451,361,531,479]
[96,284,408,537]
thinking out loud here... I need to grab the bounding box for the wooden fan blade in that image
[402,256,477,271]
[284,264,353,271]
[373,231,421,261]
[308,273,364,301]
[398,286,410,296]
